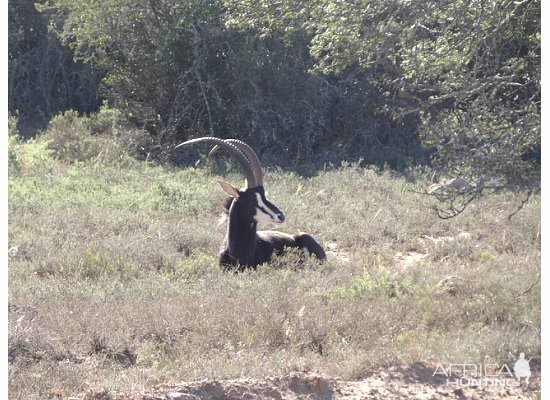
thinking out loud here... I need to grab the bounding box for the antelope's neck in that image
[227,202,257,265]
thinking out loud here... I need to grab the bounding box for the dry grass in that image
[8,128,540,399]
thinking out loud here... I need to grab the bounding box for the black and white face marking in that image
[254,190,285,225]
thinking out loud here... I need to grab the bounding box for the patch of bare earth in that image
[393,232,473,270]
[325,241,351,263]
[105,366,538,400]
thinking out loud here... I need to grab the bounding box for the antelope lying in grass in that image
[176,137,326,270]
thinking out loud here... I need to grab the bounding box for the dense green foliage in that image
[8,0,102,134]
[9,0,540,190]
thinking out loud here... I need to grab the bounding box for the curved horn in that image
[176,137,257,187]
[209,139,264,186]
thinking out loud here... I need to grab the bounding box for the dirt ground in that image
[105,364,540,400]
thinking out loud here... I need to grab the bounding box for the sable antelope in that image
[176,137,326,270]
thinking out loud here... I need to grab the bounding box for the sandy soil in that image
[108,364,539,400]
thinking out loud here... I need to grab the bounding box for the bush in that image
[41,109,150,166]
[9,114,58,176]
[34,0,539,191]
[86,102,126,135]
[43,110,96,162]
[8,115,22,175]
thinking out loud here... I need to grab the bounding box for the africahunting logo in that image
[433,352,533,388]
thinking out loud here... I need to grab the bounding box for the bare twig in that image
[508,190,533,221]
[515,274,540,298]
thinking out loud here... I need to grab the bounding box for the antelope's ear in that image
[217,180,240,198]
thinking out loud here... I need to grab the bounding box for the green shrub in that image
[332,267,411,299]
[8,136,56,176]
[8,115,21,175]
[43,110,100,162]
[162,252,218,280]
[41,109,141,166]
[40,108,154,166]
[8,114,19,137]
[76,249,142,281]
[87,102,127,135]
